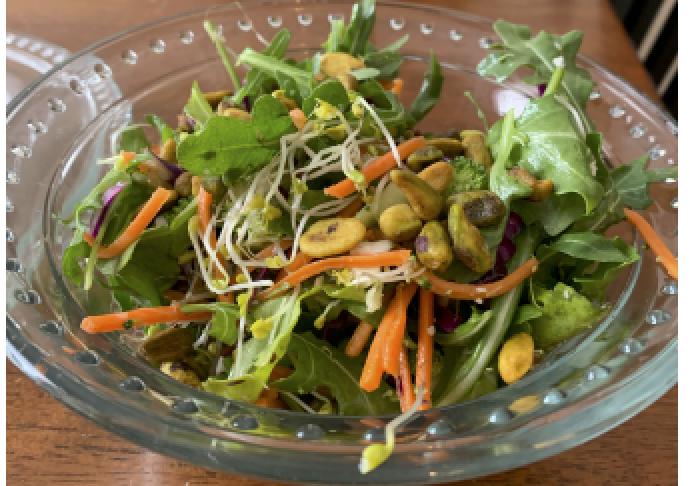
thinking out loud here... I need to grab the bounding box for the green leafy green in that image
[610,155,678,210]
[203,20,241,92]
[184,81,215,128]
[323,18,345,53]
[62,241,92,287]
[271,332,398,415]
[573,237,640,300]
[233,29,293,103]
[362,51,404,79]
[177,95,296,177]
[434,308,493,346]
[99,181,153,246]
[477,20,596,134]
[146,114,175,144]
[118,125,150,153]
[537,233,636,264]
[408,50,443,123]
[530,283,607,348]
[302,80,351,117]
[182,302,240,346]
[342,0,377,57]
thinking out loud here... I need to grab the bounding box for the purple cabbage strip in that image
[496,236,516,263]
[322,317,346,345]
[241,95,251,113]
[185,115,196,132]
[537,84,547,97]
[503,212,523,241]
[436,304,463,332]
[90,182,126,237]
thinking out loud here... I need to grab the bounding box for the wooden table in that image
[7,0,677,484]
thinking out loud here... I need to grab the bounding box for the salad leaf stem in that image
[542,56,565,96]
[203,21,241,93]
[436,225,539,406]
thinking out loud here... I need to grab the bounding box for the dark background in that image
[610,0,677,117]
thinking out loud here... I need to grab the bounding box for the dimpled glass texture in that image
[6,1,677,483]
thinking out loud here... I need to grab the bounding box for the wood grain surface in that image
[7,0,677,484]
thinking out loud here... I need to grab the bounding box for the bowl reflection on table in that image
[5,2,677,483]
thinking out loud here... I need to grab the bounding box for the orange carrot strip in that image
[83,187,172,259]
[336,196,364,218]
[346,321,375,357]
[198,186,227,278]
[391,78,404,97]
[256,250,411,300]
[275,251,313,281]
[416,289,434,410]
[359,303,400,392]
[379,80,394,90]
[255,388,290,409]
[324,138,428,199]
[426,256,539,300]
[121,151,138,166]
[382,282,418,377]
[624,207,678,279]
[81,303,212,333]
[289,108,307,130]
[398,347,415,412]
[150,144,161,156]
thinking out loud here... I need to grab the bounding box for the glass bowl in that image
[6,1,678,483]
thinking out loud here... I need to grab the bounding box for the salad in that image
[62,0,678,473]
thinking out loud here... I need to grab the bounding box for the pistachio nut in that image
[337,73,358,91]
[143,327,195,363]
[319,52,366,77]
[446,190,506,227]
[415,221,454,272]
[508,166,554,202]
[222,107,252,122]
[203,90,233,108]
[447,203,492,274]
[378,204,423,242]
[174,172,194,197]
[300,218,367,258]
[461,132,493,171]
[498,332,534,384]
[406,145,444,172]
[390,169,443,220]
[427,138,465,157]
[161,138,178,164]
[161,362,202,388]
[418,161,454,193]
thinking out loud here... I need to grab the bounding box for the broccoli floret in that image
[442,156,489,198]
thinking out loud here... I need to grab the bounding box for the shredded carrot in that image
[121,151,138,166]
[81,303,212,333]
[323,138,428,199]
[256,250,411,300]
[255,387,290,409]
[379,80,394,90]
[346,321,374,357]
[336,196,364,218]
[289,108,307,130]
[275,251,313,281]
[359,304,399,392]
[416,289,434,410]
[198,186,227,278]
[150,144,161,156]
[426,256,539,300]
[391,78,404,97]
[398,347,415,412]
[83,187,171,259]
[381,282,418,377]
[624,207,678,279]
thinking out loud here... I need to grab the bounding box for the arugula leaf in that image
[379,34,409,52]
[233,29,292,103]
[530,283,608,348]
[362,51,404,79]
[512,304,542,326]
[342,0,377,57]
[118,125,150,153]
[323,18,345,53]
[408,50,443,123]
[184,81,214,128]
[341,301,387,327]
[537,233,635,263]
[271,332,398,415]
[146,114,175,143]
[349,67,382,81]
[610,155,678,210]
[177,95,296,177]
[573,237,639,300]
[302,80,351,117]
[478,20,596,134]
[511,193,585,236]
[434,308,493,346]
[182,302,240,346]
[99,181,153,246]
[203,20,241,92]
[275,70,303,108]
[62,241,91,287]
